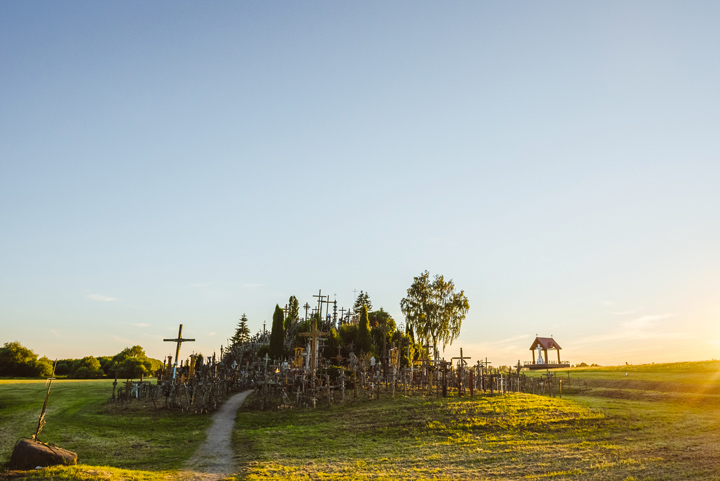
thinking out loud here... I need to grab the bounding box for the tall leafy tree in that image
[286,295,300,330]
[231,314,251,346]
[269,305,286,360]
[353,290,373,312]
[400,271,470,357]
[356,305,372,354]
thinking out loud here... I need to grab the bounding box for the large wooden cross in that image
[313,289,326,321]
[164,324,195,373]
[299,319,327,378]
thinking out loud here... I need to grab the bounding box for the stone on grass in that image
[9,439,77,470]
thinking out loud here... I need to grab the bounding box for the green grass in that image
[5,361,720,480]
[0,379,211,474]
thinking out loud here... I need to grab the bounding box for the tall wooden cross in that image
[303,302,311,321]
[339,307,346,324]
[313,289,326,321]
[299,319,327,379]
[164,324,195,374]
[283,304,289,317]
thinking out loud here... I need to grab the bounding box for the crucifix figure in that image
[163,324,195,378]
[299,319,328,381]
[303,302,311,321]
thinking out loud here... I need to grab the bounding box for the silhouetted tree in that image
[269,305,285,360]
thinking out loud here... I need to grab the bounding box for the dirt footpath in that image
[180,390,251,481]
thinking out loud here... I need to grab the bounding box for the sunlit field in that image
[3,361,720,480]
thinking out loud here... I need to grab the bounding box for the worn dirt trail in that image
[180,390,251,481]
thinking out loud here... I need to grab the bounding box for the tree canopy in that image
[353,291,373,312]
[400,271,469,357]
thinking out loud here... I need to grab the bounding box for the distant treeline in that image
[0,342,163,379]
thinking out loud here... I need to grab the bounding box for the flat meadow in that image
[2,361,720,480]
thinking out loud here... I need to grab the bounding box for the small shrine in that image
[525,336,570,370]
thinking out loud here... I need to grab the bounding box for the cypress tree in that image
[356,305,372,354]
[269,305,285,360]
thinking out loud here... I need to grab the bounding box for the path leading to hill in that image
[181,389,251,481]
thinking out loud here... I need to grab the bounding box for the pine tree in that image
[269,305,286,360]
[353,291,373,312]
[356,305,372,354]
[231,314,251,346]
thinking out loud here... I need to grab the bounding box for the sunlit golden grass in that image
[5,362,720,479]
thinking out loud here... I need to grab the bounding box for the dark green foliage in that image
[353,290,373,312]
[338,324,358,348]
[0,342,52,377]
[286,296,300,330]
[70,356,104,379]
[324,328,342,359]
[269,304,285,360]
[368,308,395,329]
[54,362,70,376]
[356,305,372,354]
[256,344,270,360]
[231,314,251,346]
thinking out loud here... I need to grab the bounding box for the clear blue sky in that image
[1,1,718,367]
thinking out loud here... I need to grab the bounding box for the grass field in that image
[2,361,720,480]
[0,379,211,479]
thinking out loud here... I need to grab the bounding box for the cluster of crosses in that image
[112,291,571,412]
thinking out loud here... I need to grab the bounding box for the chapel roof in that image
[529,337,562,351]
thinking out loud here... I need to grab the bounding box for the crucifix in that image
[451,348,472,396]
[303,302,311,321]
[164,324,195,378]
[299,319,328,382]
[283,304,289,318]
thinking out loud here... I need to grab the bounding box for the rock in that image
[9,438,77,470]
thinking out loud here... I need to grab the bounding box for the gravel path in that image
[180,390,252,481]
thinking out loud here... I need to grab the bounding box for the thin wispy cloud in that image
[623,314,673,330]
[50,329,66,339]
[88,294,117,302]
